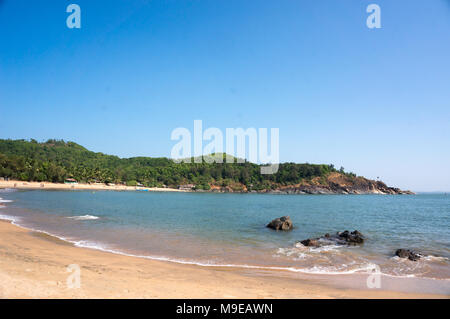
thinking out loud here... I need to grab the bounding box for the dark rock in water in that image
[300,238,321,247]
[395,249,421,261]
[299,230,365,247]
[266,216,293,231]
[337,230,364,245]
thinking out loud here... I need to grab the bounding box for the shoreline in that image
[0,220,447,298]
[0,180,184,192]
[0,179,413,195]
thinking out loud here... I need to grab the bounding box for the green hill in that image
[0,139,342,191]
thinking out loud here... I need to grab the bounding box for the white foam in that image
[72,240,111,250]
[275,248,308,260]
[391,255,449,263]
[422,255,449,262]
[3,221,449,281]
[309,244,342,253]
[296,263,379,275]
[59,238,360,274]
[0,214,21,223]
[0,199,13,203]
[67,215,99,220]
[1,210,448,281]
[293,241,342,253]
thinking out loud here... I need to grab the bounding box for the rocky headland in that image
[209,172,414,195]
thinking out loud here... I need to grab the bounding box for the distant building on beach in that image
[178,184,195,191]
[64,178,78,184]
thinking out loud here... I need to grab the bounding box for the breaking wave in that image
[67,215,100,220]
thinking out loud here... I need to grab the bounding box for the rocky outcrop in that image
[268,180,414,195]
[267,216,293,231]
[395,249,422,261]
[299,230,365,247]
[337,230,365,244]
[299,238,321,247]
[199,173,414,195]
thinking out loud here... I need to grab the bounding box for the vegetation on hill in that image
[0,139,356,191]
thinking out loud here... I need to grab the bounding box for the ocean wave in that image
[391,255,449,263]
[0,214,21,223]
[293,241,343,252]
[67,215,100,220]
[68,239,379,274]
[3,218,450,281]
[0,199,13,203]
[278,242,343,256]
[275,247,308,260]
[0,218,404,277]
[68,242,418,277]
[1,212,448,281]
[309,245,343,253]
[422,255,449,262]
[72,240,111,250]
[296,262,379,275]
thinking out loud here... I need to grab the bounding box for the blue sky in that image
[1,0,449,191]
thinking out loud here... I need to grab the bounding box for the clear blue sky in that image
[1,0,449,191]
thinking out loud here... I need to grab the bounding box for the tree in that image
[0,139,347,191]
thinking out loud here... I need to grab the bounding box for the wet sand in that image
[0,220,446,298]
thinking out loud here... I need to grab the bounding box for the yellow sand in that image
[0,220,446,299]
[0,180,183,192]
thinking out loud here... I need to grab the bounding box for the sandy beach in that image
[0,220,446,299]
[0,180,183,192]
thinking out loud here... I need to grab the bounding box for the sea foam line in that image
[67,215,99,220]
[0,214,448,281]
[71,238,380,275]
[0,214,380,275]
[0,214,21,223]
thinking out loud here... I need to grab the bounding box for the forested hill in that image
[0,139,412,194]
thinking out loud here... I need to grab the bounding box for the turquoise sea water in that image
[1,189,449,289]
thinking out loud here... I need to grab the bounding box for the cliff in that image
[208,173,414,195]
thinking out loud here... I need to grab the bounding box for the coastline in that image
[0,220,446,298]
[0,179,413,195]
[0,180,184,192]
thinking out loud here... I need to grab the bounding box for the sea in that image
[1,189,449,295]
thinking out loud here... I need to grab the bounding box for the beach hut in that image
[64,178,78,185]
